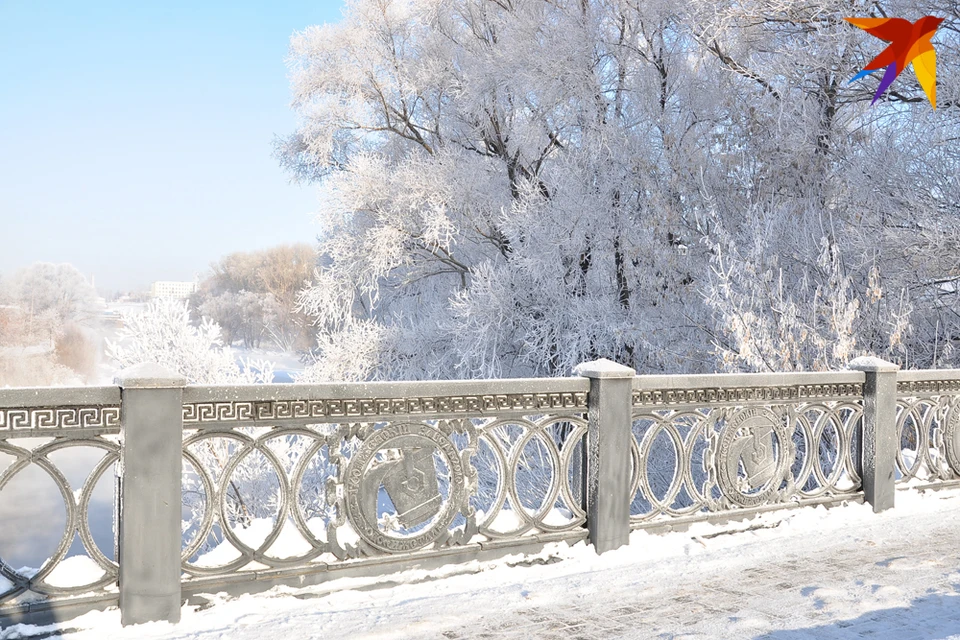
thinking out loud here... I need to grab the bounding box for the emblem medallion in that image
[716,407,793,507]
[345,423,465,553]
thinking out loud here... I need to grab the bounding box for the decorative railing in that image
[1,357,948,628]
[0,387,121,618]
[177,380,589,593]
[629,372,865,528]
[895,370,960,484]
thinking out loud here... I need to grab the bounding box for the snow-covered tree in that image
[282,0,960,378]
[197,291,270,350]
[0,263,103,385]
[282,0,714,379]
[10,262,100,332]
[690,0,960,371]
[192,244,316,352]
[106,299,273,384]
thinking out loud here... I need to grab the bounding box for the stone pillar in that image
[575,358,635,553]
[848,356,900,513]
[115,363,186,625]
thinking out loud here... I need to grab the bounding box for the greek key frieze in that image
[897,379,960,396]
[0,406,120,432]
[632,383,863,408]
[182,391,587,424]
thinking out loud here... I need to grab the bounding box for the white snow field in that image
[6,487,960,639]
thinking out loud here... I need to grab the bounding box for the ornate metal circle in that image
[716,407,792,508]
[345,423,465,553]
[942,401,960,476]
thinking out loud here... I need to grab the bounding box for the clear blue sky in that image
[0,1,345,292]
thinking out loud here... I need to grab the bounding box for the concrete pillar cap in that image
[115,362,188,388]
[573,358,636,379]
[847,356,900,373]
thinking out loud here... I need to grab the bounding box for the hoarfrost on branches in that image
[282,0,960,379]
[106,299,273,385]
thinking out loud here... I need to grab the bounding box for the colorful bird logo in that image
[844,16,944,109]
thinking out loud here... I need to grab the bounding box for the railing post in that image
[115,363,186,625]
[848,356,900,513]
[575,358,635,554]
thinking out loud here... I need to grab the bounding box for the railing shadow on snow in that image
[755,592,960,640]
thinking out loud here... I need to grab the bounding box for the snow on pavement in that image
[7,488,960,639]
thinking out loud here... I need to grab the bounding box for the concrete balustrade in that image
[3,356,951,628]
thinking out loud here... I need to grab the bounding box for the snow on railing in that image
[8,357,960,628]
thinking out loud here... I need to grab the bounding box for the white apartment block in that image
[150,281,198,299]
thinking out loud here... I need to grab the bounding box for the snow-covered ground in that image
[7,487,960,639]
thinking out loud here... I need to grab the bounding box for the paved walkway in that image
[419,512,960,640]
[9,488,960,639]
[361,490,960,640]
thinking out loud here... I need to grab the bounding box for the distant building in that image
[149,281,197,299]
